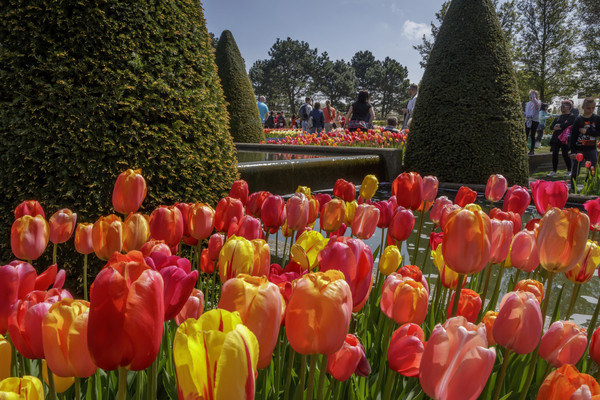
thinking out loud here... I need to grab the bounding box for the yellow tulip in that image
[0,335,10,381]
[291,230,328,271]
[345,200,358,226]
[41,360,74,394]
[296,186,311,197]
[0,376,44,400]
[173,309,259,400]
[359,175,379,200]
[218,235,255,282]
[379,245,402,275]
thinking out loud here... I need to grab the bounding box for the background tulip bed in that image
[262,128,406,148]
[3,169,600,399]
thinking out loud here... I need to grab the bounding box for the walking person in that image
[535,104,551,148]
[547,100,575,177]
[298,97,313,133]
[570,98,600,191]
[344,90,375,132]
[309,102,325,133]
[323,100,336,133]
[257,96,269,127]
[525,90,541,155]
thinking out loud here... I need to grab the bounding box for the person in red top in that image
[323,100,336,132]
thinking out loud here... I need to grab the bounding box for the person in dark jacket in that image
[264,111,275,129]
[344,90,375,132]
[309,102,325,133]
[547,100,575,177]
[570,98,600,191]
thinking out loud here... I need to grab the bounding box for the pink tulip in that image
[507,230,539,272]
[174,289,204,325]
[489,219,514,264]
[261,195,286,231]
[584,198,600,231]
[231,215,264,241]
[286,193,309,231]
[539,321,587,368]
[373,200,394,228]
[421,176,439,203]
[531,180,569,215]
[351,204,380,240]
[327,334,370,381]
[49,209,77,244]
[430,196,453,225]
[485,174,507,202]
[494,291,542,354]
[502,185,531,215]
[247,191,271,218]
[388,206,415,242]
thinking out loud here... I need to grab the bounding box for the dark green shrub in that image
[403,0,529,185]
[0,0,238,285]
[215,30,265,143]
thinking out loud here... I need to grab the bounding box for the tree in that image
[374,58,410,119]
[351,51,379,91]
[404,0,529,185]
[413,2,450,69]
[215,30,264,143]
[0,0,238,268]
[312,54,357,111]
[516,0,578,101]
[576,0,600,96]
[249,38,317,114]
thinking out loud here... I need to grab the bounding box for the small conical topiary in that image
[215,30,265,143]
[0,1,238,271]
[403,0,528,185]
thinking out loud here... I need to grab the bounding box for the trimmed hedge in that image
[215,30,265,143]
[403,0,529,185]
[0,1,238,279]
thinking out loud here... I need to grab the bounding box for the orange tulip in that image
[537,208,590,273]
[454,186,477,208]
[489,219,514,264]
[122,213,150,252]
[506,230,539,272]
[320,198,345,232]
[112,169,147,214]
[442,205,491,274]
[11,215,49,261]
[92,214,123,260]
[446,288,481,323]
[565,240,600,283]
[307,195,320,227]
[41,299,97,377]
[539,321,587,368]
[392,172,423,211]
[351,204,380,240]
[250,239,270,277]
[15,200,45,219]
[494,291,542,354]
[514,279,545,304]
[380,275,428,325]
[482,311,498,346]
[286,193,309,231]
[175,289,204,326]
[188,203,215,241]
[218,275,282,368]
[285,270,352,355]
[536,364,600,400]
[41,359,74,393]
[149,205,184,248]
[214,197,244,233]
[49,209,77,244]
[139,239,171,258]
[485,174,507,202]
[74,223,94,255]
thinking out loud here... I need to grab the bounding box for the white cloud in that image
[401,20,430,41]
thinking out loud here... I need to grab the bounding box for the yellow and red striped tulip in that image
[11,215,49,261]
[112,169,147,214]
[537,208,590,273]
[41,299,97,378]
[122,213,150,252]
[0,376,44,400]
[92,214,123,260]
[565,240,600,283]
[48,209,77,244]
[173,309,258,400]
[285,270,352,355]
[290,230,327,271]
[218,235,255,282]
[218,275,283,368]
[74,223,94,255]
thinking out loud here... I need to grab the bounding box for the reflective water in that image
[237,151,325,163]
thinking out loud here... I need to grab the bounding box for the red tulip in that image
[145,253,198,321]
[74,223,94,255]
[92,215,123,260]
[139,239,171,258]
[485,174,508,202]
[502,185,531,215]
[489,219,514,264]
[174,288,204,326]
[387,323,425,377]
[208,233,225,261]
[174,203,196,246]
[454,186,477,207]
[149,205,184,248]
[446,288,482,323]
[489,207,522,234]
[374,200,394,228]
[589,326,600,366]
[380,275,428,325]
[507,230,539,272]
[286,193,309,231]
[15,200,45,219]
[200,249,214,274]
[327,334,370,381]
[531,180,569,215]
[261,195,285,230]
[333,179,356,202]
[122,213,150,252]
[388,206,415,243]
[494,291,542,354]
[88,251,164,371]
[112,169,147,214]
[392,172,423,211]
[319,236,373,312]
[48,209,77,244]
[539,321,587,368]
[351,204,380,240]
[420,317,496,400]
[0,262,36,334]
[585,198,600,231]
[247,191,271,218]
[526,217,541,231]
[314,193,331,216]
[34,264,65,292]
[576,153,584,162]
[214,197,244,233]
[8,288,73,359]
[430,196,453,225]
[439,204,461,231]
[229,180,249,206]
[11,215,49,261]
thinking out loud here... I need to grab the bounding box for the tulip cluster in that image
[263,127,407,148]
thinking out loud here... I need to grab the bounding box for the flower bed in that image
[262,127,407,148]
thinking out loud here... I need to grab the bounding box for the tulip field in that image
[4,169,600,399]
[262,128,406,148]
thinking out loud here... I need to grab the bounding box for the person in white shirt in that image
[525,89,541,155]
[402,83,418,129]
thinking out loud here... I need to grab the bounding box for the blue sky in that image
[203,0,448,84]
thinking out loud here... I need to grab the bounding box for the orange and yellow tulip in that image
[74,223,94,255]
[11,215,49,261]
[122,213,150,252]
[188,203,215,241]
[173,309,258,400]
[48,209,77,244]
[92,214,123,260]
[290,230,327,271]
[250,239,270,277]
[41,359,74,393]
[380,275,428,325]
[482,311,498,346]
[0,376,44,400]
[565,240,600,283]
[218,235,255,282]
[112,169,147,214]
[514,279,545,305]
[536,364,600,400]
[320,198,345,232]
[218,275,283,369]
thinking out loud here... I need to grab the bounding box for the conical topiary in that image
[215,30,265,143]
[0,1,238,271]
[403,0,528,185]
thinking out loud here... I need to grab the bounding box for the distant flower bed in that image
[262,127,407,148]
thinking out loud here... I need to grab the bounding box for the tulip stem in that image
[298,354,307,400]
[283,350,296,400]
[412,209,425,265]
[493,348,512,400]
[148,357,157,400]
[512,269,521,291]
[374,318,395,397]
[587,293,600,343]
[316,355,328,400]
[541,272,554,322]
[332,379,342,400]
[53,243,57,265]
[75,377,81,400]
[117,367,127,400]
[450,274,464,318]
[282,235,289,263]
[479,263,493,304]
[487,263,505,312]
[565,282,580,320]
[288,231,295,265]
[47,362,57,400]
[305,354,318,400]
[382,370,396,400]
[83,253,88,301]
[6,334,17,378]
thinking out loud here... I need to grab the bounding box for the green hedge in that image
[215,30,265,143]
[0,0,238,285]
[403,0,529,185]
